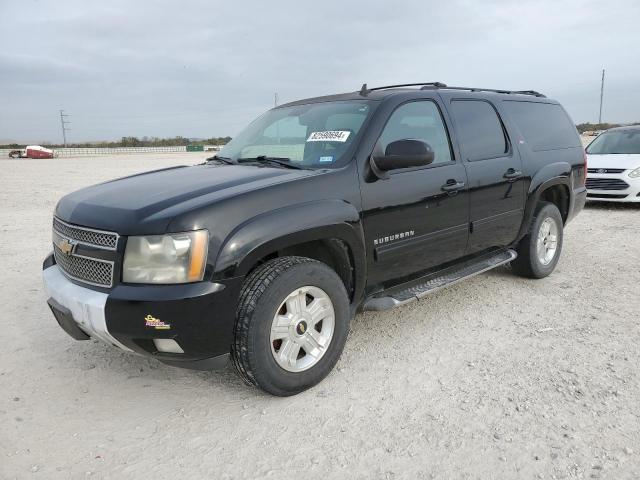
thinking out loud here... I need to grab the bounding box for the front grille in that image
[53,217,118,250]
[587,168,626,174]
[52,218,118,287]
[585,178,630,191]
[587,193,628,199]
[53,245,114,287]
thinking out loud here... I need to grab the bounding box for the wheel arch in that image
[213,200,366,303]
[538,183,570,223]
[517,162,572,239]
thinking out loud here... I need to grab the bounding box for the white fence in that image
[54,146,189,156]
[1,145,220,158]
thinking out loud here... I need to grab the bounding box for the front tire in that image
[512,202,563,279]
[232,256,350,396]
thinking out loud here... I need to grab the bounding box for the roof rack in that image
[359,82,446,96]
[358,82,545,98]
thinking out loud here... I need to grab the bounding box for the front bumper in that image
[43,256,242,370]
[586,173,640,202]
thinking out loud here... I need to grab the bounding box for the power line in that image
[598,69,605,124]
[59,110,71,147]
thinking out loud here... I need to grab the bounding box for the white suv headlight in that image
[123,230,209,284]
[629,167,640,178]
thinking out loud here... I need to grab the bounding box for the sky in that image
[1,0,639,143]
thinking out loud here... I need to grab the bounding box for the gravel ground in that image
[1,153,639,480]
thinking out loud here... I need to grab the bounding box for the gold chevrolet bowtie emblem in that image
[57,238,75,256]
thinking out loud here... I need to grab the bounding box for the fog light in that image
[153,338,184,354]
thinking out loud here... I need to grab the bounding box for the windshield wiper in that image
[237,155,307,170]
[206,154,236,165]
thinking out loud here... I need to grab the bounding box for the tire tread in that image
[512,201,562,279]
[231,256,317,387]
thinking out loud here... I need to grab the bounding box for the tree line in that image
[575,122,640,133]
[4,124,640,149]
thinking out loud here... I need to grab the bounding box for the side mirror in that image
[370,139,435,179]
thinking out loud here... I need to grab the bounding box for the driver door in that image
[360,99,469,286]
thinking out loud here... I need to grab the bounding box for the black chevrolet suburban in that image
[43,82,587,396]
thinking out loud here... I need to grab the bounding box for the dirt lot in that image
[1,153,639,479]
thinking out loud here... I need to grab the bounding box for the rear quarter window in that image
[503,101,580,151]
[450,100,509,161]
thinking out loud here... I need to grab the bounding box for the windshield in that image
[586,129,640,154]
[217,101,376,169]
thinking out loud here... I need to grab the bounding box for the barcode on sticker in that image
[307,131,351,142]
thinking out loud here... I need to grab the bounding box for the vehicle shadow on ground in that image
[66,265,520,396]
[481,264,517,279]
[53,334,251,396]
[50,264,532,397]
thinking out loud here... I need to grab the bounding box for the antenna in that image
[59,110,71,147]
[598,69,605,124]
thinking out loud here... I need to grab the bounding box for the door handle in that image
[441,180,465,192]
[503,169,523,180]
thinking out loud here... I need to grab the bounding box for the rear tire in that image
[232,256,350,396]
[512,202,563,279]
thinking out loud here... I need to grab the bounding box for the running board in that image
[363,249,517,311]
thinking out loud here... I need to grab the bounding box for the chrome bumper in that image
[43,265,132,352]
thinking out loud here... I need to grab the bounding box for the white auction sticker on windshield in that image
[307,131,351,142]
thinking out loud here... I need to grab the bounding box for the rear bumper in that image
[566,186,587,223]
[43,256,242,370]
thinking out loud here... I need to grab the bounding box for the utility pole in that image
[274,93,279,107]
[59,110,71,147]
[598,69,605,124]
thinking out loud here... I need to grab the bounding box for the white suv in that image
[586,126,640,203]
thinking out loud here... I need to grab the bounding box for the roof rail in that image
[359,82,447,96]
[358,82,545,98]
[441,86,546,97]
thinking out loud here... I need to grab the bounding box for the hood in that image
[586,153,640,170]
[55,163,316,234]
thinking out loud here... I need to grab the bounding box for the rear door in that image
[360,99,469,287]
[447,98,525,254]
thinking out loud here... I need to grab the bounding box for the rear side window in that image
[503,101,580,151]
[450,100,509,161]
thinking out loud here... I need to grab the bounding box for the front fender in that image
[517,162,571,239]
[213,199,365,285]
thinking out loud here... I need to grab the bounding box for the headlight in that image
[629,167,640,178]
[123,230,208,284]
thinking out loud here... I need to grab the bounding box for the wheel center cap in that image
[295,321,308,336]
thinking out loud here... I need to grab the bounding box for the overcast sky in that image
[1,0,639,143]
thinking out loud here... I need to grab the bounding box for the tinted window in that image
[262,116,307,141]
[218,101,375,168]
[450,100,508,161]
[325,113,367,132]
[379,101,452,165]
[586,130,640,154]
[503,101,580,151]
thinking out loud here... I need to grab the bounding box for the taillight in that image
[582,150,587,185]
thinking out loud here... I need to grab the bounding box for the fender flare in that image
[213,200,366,299]
[517,162,572,239]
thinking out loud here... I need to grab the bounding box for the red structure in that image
[25,146,54,159]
